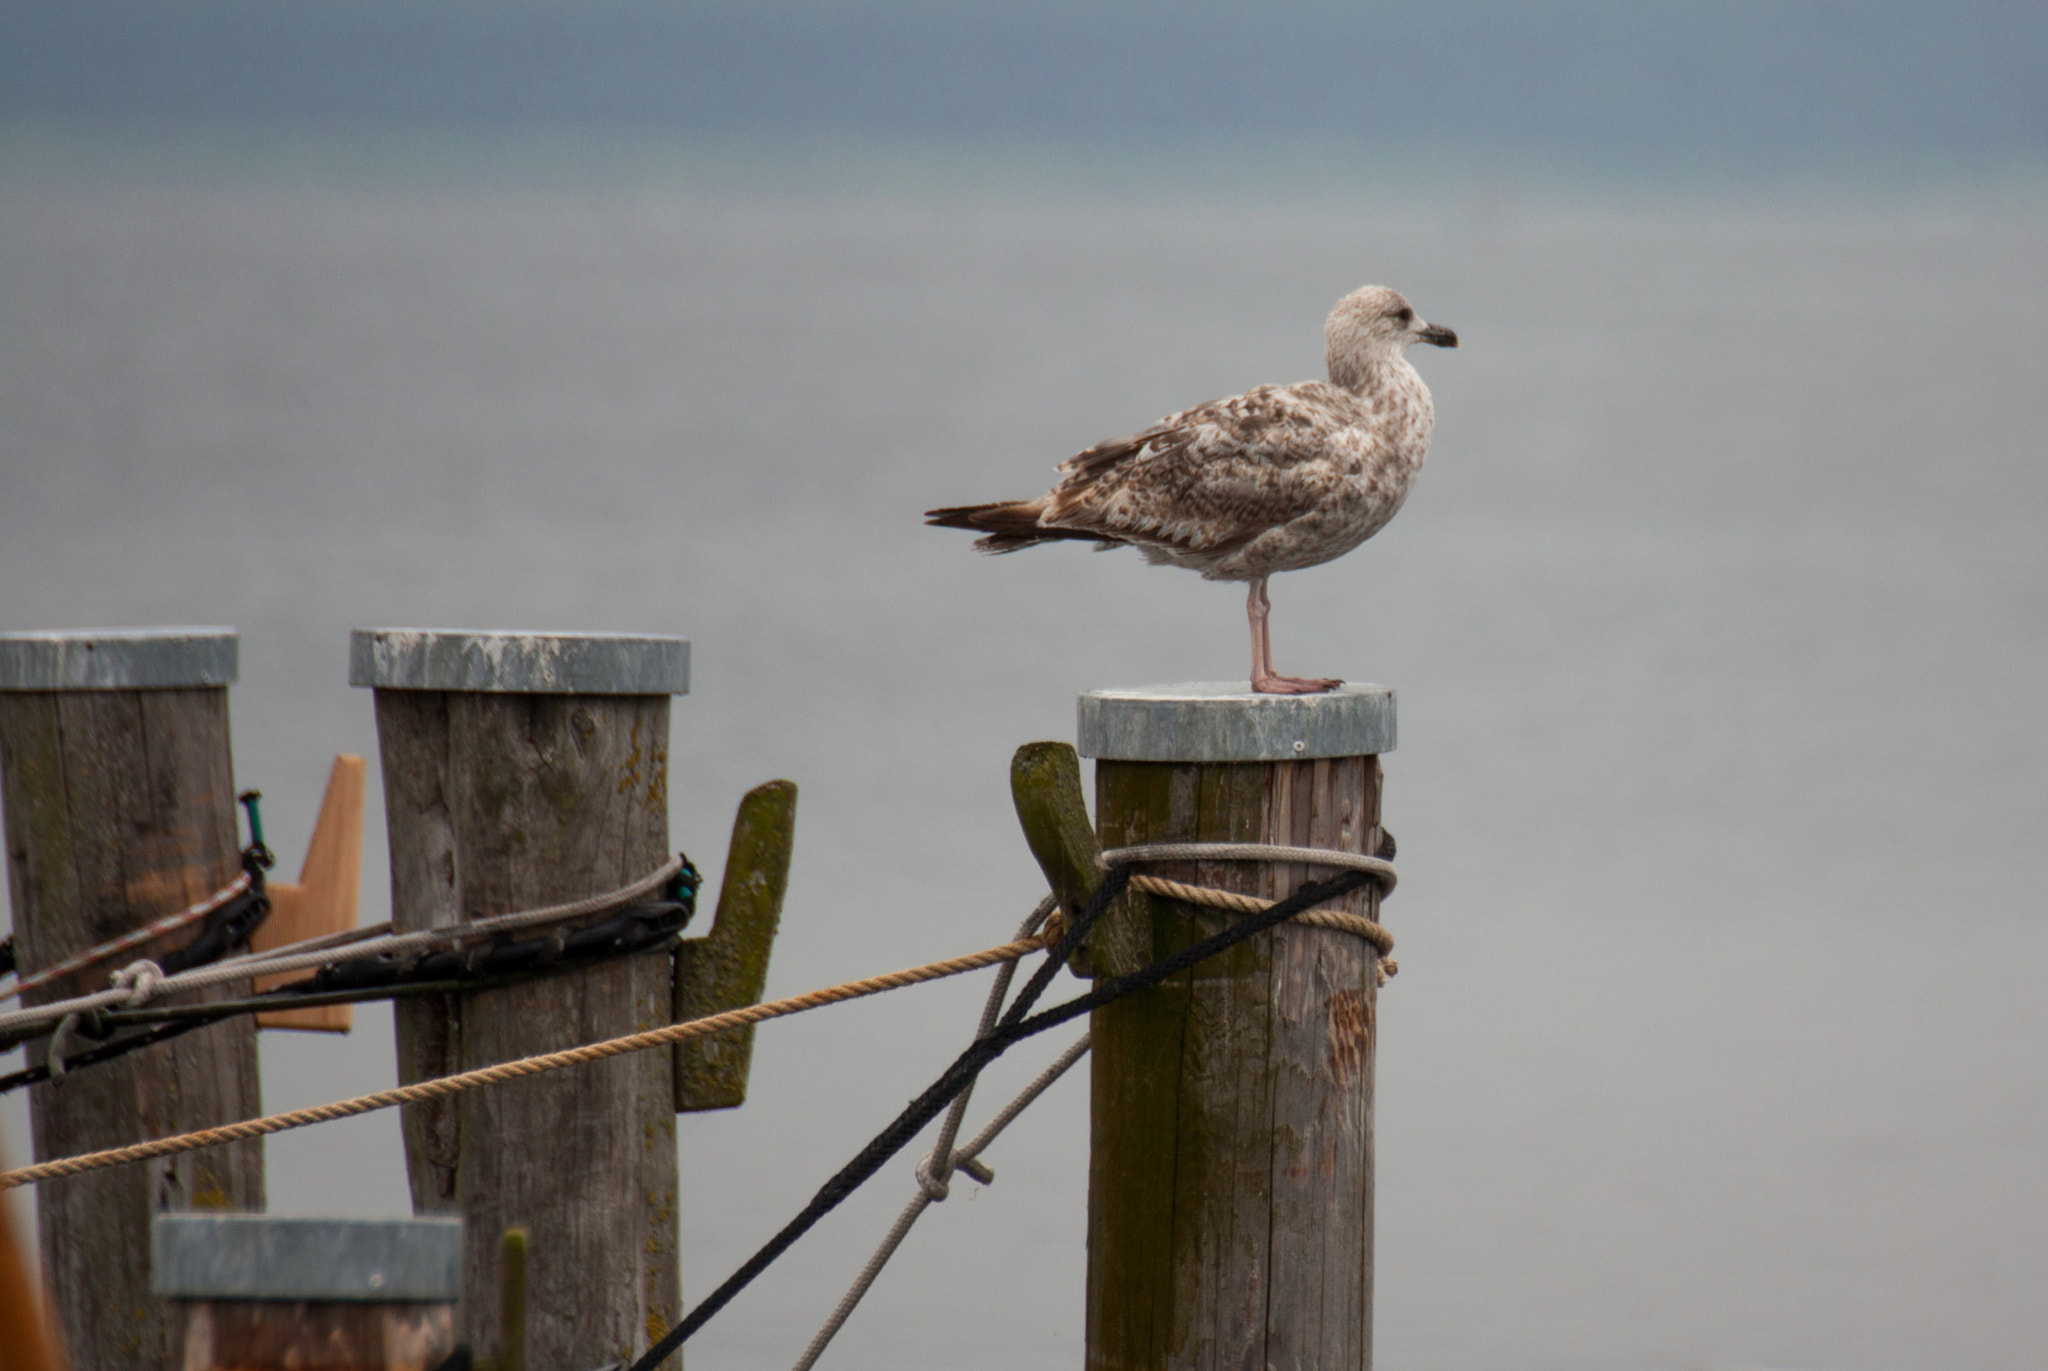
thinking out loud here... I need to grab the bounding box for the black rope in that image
[1,863,701,1094]
[620,862,1381,1371]
[0,1017,216,1093]
[0,794,272,1003]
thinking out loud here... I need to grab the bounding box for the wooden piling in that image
[0,628,264,1371]
[352,629,690,1371]
[1077,682,1397,1371]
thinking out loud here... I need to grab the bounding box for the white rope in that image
[1098,842,1397,894]
[789,891,1061,1371]
[791,1032,1093,1371]
[917,896,1055,1199]
[2,871,253,1002]
[0,857,685,1038]
[788,842,1400,1368]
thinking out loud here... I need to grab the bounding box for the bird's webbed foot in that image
[1250,671,1344,695]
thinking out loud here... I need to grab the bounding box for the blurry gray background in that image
[2,5,2045,1369]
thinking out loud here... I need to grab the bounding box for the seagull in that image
[926,284,1457,693]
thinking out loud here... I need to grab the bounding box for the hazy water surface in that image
[2,174,2045,1371]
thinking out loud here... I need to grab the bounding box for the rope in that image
[6,845,1400,1370]
[1103,840,1397,979]
[1,873,253,1002]
[0,858,686,1039]
[789,896,1058,1371]
[0,930,1053,1192]
[1,892,700,1096]
[627,862,1377,1371]
[919,899,1054,1198]
[1098,841,1397,893]
[1126,873,1396,962]
[1,976,549,1098]
[791,1032,1092,1371]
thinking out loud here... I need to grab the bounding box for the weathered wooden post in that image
[352,629,689,1370]
[1077,682,1395,1371]
[0,628,265,1371]
[152,1213,461,1370]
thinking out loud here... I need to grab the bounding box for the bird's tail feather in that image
[924,499,1115,554]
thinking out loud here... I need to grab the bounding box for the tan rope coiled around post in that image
[1103,841,1399,977]
[0,932,1051,1192]
[1125,874,1395,960]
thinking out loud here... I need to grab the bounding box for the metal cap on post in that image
[0,627,238,692]
[348,629,688,695]
[1078,679,1396,1371]
[352,628,688,1371]
[1078,680,1395,762]
[153,1215,464,1304]
[0,627,260,1371]
[153,1215,463,1370]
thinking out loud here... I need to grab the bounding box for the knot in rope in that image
[110,959,166,1007]
[913,1153,951,1202]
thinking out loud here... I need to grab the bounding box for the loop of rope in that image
[47,1013,81,1081]
[109,959,166,1008]
[1099,841,1397,894]
[1101,841,1398,975]
[0,857,687,1040]
[1,872,254,1003]
[1125,873,1396,961]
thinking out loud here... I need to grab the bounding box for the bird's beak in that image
[1417,322,1458,348]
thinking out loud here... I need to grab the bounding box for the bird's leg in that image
[1247,576,1342,695]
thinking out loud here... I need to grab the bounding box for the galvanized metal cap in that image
[152,1214,464,1302]
[1078,682,1395,762]
[350,629,689,695]
[0,628,237,691]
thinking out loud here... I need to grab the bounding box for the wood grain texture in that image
[253,754,366,1033]
[374,693,463,1215]
[1088,755,1383,1371]
[374,691,679,1371]
[178,1300,455,1371]
[673,780,795,1113]
[0,687,265,1371]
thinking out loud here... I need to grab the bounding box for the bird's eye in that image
[1393,307,1414,325]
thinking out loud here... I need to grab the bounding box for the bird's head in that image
[1325,285,1457,390]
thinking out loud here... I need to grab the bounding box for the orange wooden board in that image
[252,755,365,1033]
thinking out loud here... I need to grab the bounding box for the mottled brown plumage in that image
[929,284,1456,692]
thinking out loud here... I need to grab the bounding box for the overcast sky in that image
[3,1,2045,179]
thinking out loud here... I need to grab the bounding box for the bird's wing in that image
[1043,383,1364,554]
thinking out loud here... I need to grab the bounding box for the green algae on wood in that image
[1009,741,1159,978]
[673,780,795,1113]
